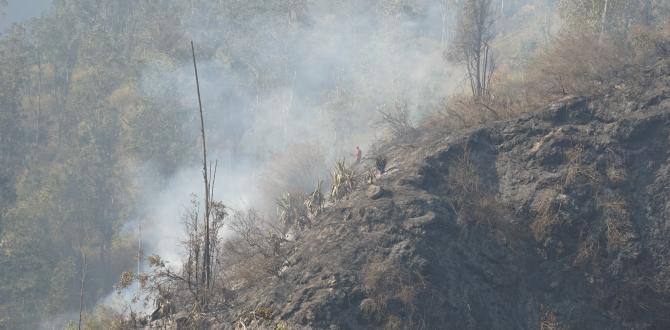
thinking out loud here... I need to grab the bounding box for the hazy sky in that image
[1,0,52,31]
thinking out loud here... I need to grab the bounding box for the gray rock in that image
[366,184,383,199]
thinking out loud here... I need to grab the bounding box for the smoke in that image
[91,0,466,315]
[1,0,53,31]
[127,0,461,266]
[137,1,458,263]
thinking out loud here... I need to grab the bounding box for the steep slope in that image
[151,54,670,330]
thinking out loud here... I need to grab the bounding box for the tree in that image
[78,251,88,330]
[191,40,221,310]
[0,1,7,17]
[557,0,653,39]
[447,0,496,100]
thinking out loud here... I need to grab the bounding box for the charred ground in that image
[139,45,670,330]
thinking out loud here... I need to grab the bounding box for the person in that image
[355,146,362,163]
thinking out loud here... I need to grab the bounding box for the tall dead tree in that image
[447,0,496,100]
[191,40,217,310]
[78,251,88,330]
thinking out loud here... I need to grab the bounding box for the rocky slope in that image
[152,55,670,329]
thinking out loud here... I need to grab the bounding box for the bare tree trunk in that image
[191,40,211,310]
[641,0,652,27]
[36,41,42,145]
[441,0,449,49]
[599,0,610,43]
[138,217,142,275]
[78,252,88,330]
[194,212,199,287]
[475,44,482,98]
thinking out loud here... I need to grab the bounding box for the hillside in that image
[138,51,670,330]
[2,1,670,329]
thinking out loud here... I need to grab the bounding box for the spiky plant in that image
[365,167,377,184]
[276,192,309,230]
[330,160,356,201]
[304,181,324,218]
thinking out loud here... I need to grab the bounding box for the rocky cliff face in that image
[150,56,670,330]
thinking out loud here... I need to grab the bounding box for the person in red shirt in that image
[355,146,362,164]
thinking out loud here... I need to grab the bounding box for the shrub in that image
[374,155,387,173]
[304,181,324,219]
[376,101,417,142]
[425,92,526,132]
[523,33,631,103]
[221,210,289,285]
[361,261,426,328]
[276,192,310,230]
[329,160,356,202]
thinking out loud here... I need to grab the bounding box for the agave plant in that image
[365,167,377,184]
[304,181,324,218]
[330,160,356,201]
[276,192,309,230]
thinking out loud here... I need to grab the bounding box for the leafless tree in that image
[223,210,290,280]
[447,0,496,100]
[376,101,417,141]
[191,41,221,310]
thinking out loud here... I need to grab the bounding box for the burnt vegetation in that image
[1,0,670,329]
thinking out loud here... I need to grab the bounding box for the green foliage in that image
[0,0,193,326]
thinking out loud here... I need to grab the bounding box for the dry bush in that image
[179,196,228,309]
[599,197,636,251]
[220,210,288,288]
[563,145,600,189]
[426,92,528,131]
[524,33,632,104]
[361,261,426,329]
[445,146,524,252]
[573,235,601,267]
[424,26,669,134]
[539,304,565,330]
[530,190,563,243]
[376,101,418,142]
[447,146,500,227]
